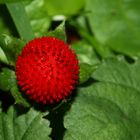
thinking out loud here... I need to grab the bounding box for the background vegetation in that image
[0,0,140,139]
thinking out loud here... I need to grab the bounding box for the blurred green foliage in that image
[0,0,140,140]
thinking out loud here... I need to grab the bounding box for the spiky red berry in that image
[16,37,79,104]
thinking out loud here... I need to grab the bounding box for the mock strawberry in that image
[16,37,79,104]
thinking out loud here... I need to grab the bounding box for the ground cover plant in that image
[0,0,140,139]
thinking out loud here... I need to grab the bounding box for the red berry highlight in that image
[16,37,79,104]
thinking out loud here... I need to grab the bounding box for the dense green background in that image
[0,0,140,139]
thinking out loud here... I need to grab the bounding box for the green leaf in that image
[64,93,133,140]
[6,2,34,41]
[86,0,140,56]
[92,58,140,122]
[0,105,51,140]
[0,0,50,37]
[46,0,85,16]
[0,68,30,107]
[71,41,100,65]
[47,21,66,42]
[0,68,16,91]
[0,34,25,65]
[93,58,140,94]
[64,58,140,139]
[10,85,30,107]
[0,47,9,64]
[79,63,96,85]
[24,0,51,37]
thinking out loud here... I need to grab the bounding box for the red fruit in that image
[16,37,79,104]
